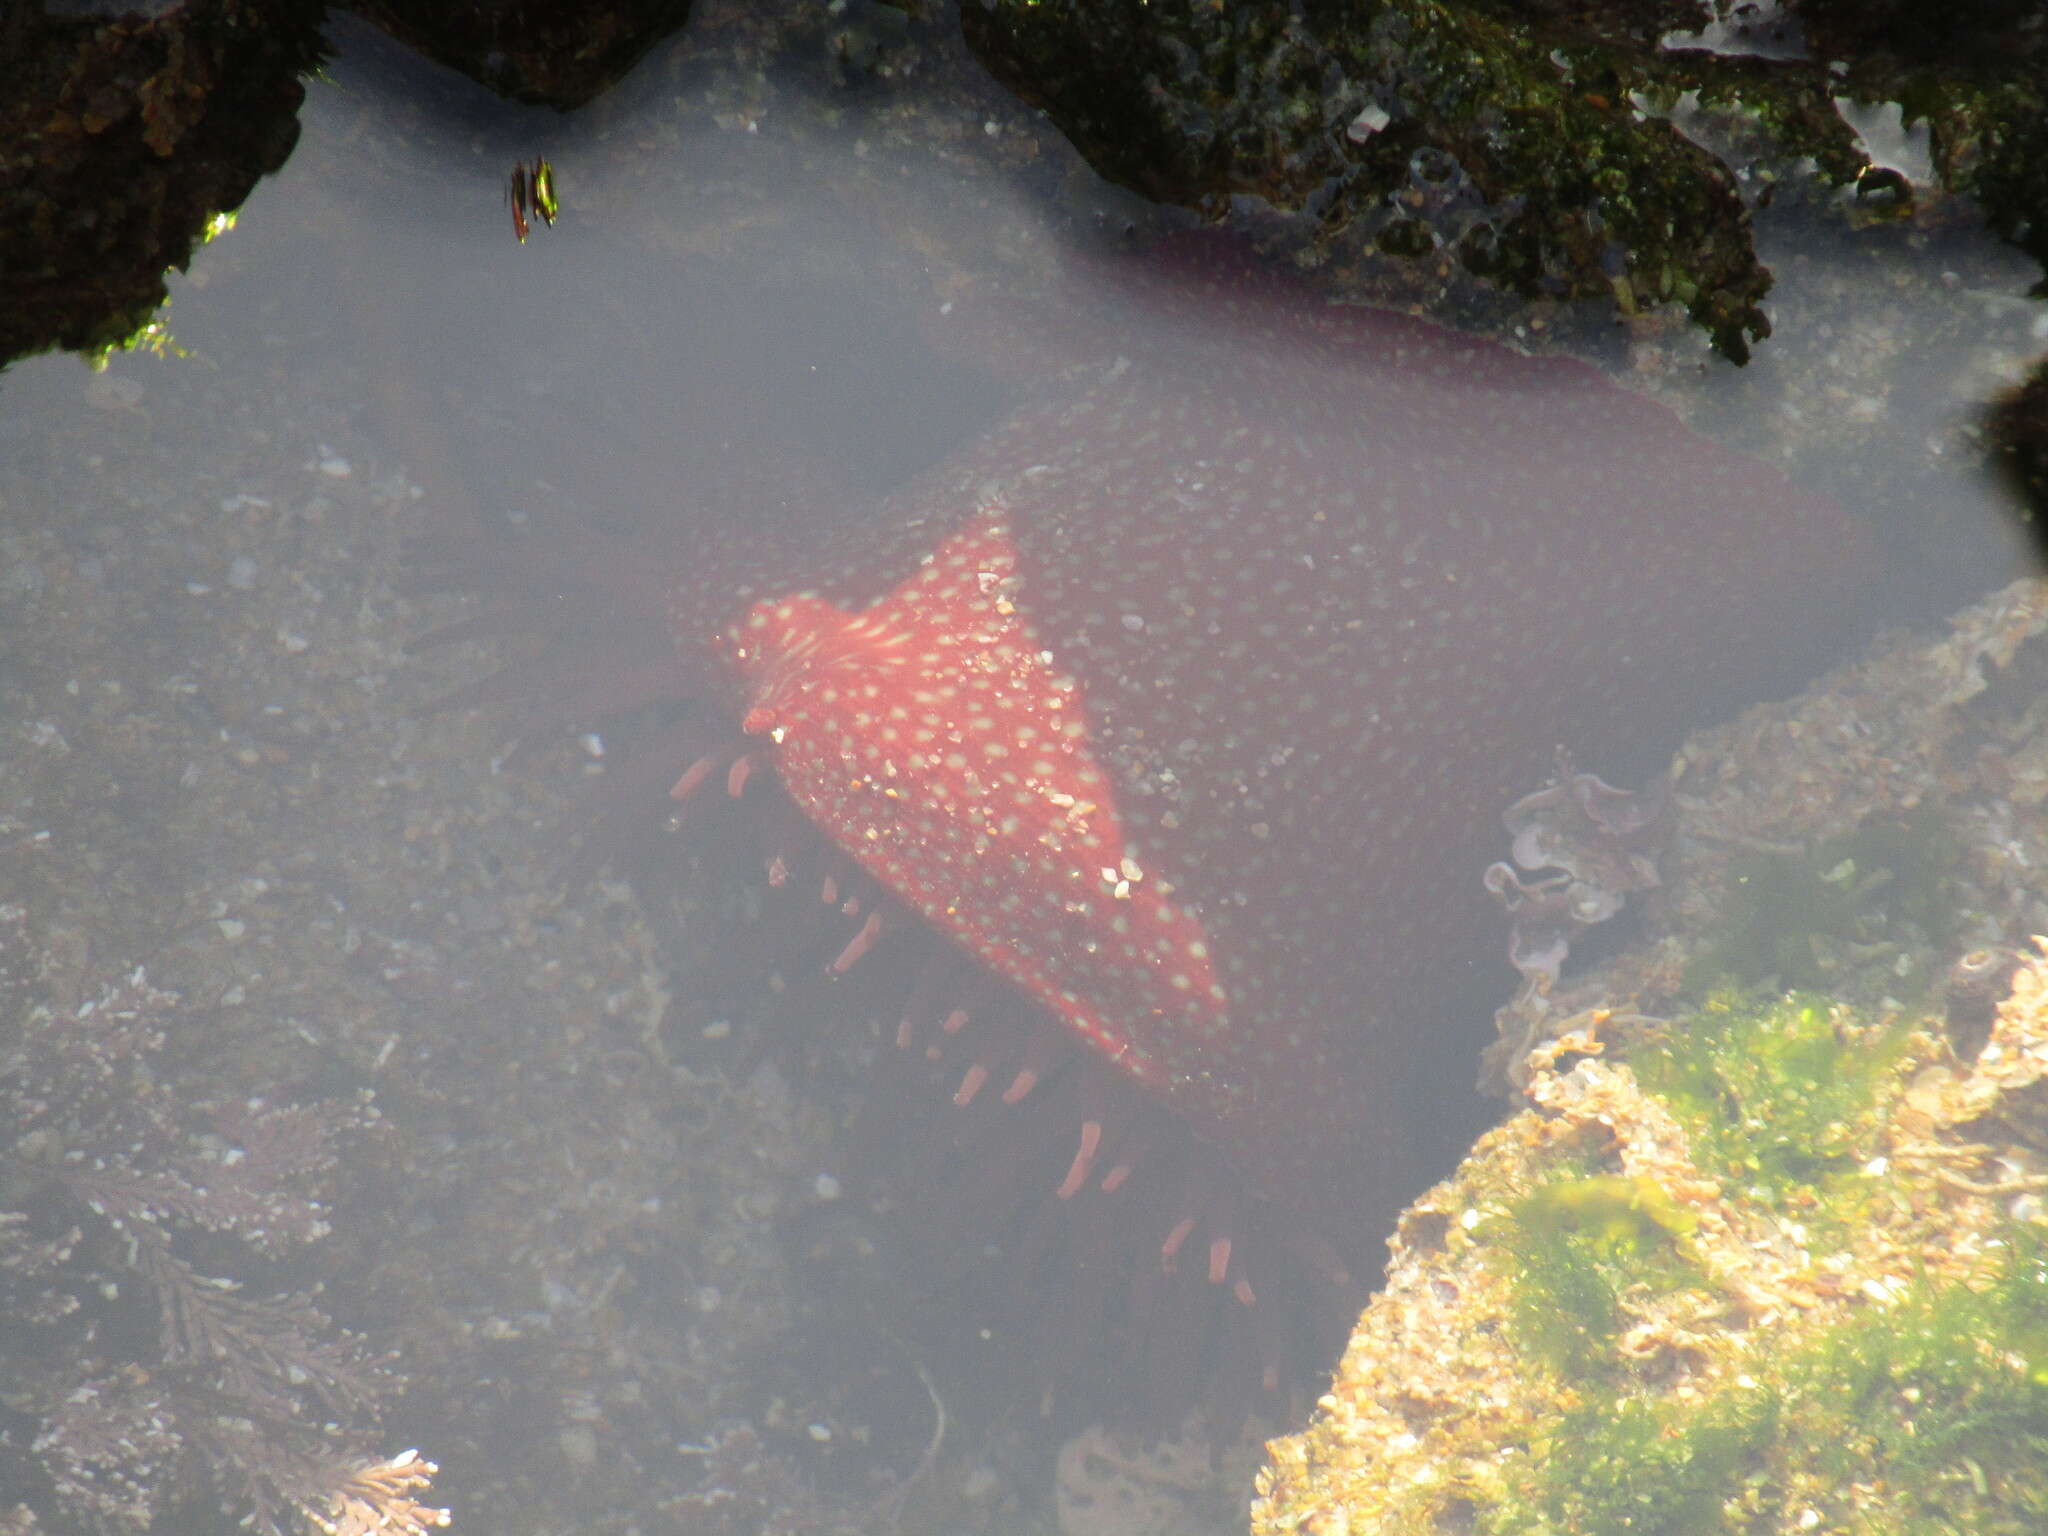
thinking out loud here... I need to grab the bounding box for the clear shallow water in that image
[1,11,2043,1534]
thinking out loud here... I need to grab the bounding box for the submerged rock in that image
[1254,579,2048,1535]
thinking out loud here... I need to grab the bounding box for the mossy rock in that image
[963,0,2048,361]
[1254,956,2048,1535]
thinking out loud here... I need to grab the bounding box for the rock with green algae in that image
[1252,963,2048,1536]
[1253,580,2048,1535]
[1486,578,2048,1093]
[962,0,2048,361]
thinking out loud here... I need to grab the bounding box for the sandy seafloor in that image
[2,5,2046,1534]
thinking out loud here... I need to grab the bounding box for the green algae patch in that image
[1683,810,1964,998]
[1780,1231,2048,1532]
[1497,1391,1779,1536]
[1631,994,1912,1211]
[1514,1172,1700,1254]
[1483,1231,2048,1534]
[1496,1170,1703,1380]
